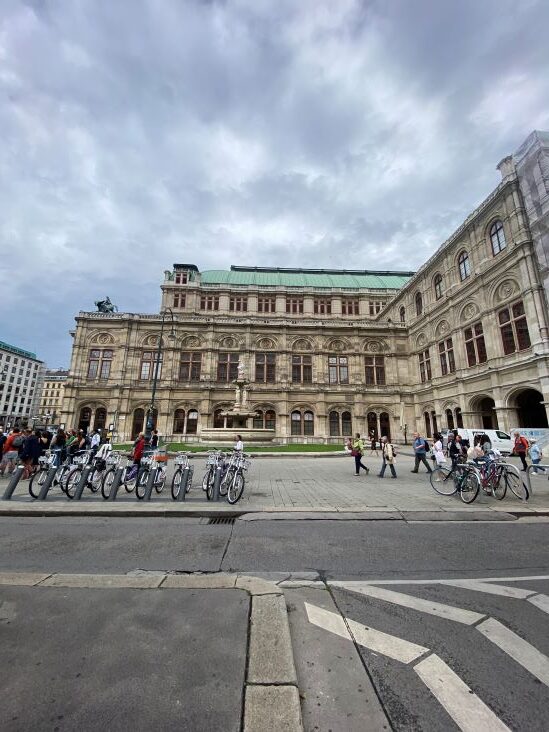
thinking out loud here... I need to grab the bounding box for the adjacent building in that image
[0,341,44,428]
[60,131,549,443]
[38,369,69,428]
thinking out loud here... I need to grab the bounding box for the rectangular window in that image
[179,352,202,382]
[368,300,384,316]
[419,349,431,383]
[200,295,219,311]
[173,292,186,308]
[140,351,162,380]
[365,356,385,385]
[174,271,188,284]
[313,299,332,315]
[292,355,312,383]
[286,298,304,314]
[498,300,531,355]
[229,296,248,312]
[255,353,276,383]
[328,356,349,384]
[258,297,276,313]
[342,299,359,315]
[217,352,239,381]
[464,322,487,366]
[438,338,456,376]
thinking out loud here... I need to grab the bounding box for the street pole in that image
[145,308,175,444]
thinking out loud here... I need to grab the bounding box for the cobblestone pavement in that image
[2,453,548,513]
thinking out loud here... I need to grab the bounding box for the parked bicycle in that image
[225,452,250,504]
[135,451,167,499]
[28,449,72,499]
[65,450,105,499]
[171,452,193,499]
[202,450,226,501]
[430,461,481,504]
[100,452,126,499]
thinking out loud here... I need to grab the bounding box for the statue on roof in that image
[95,296,118,313]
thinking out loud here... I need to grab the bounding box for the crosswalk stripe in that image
[528,593,549,615]
[477,618,549,686]
[439,580,536,599]
[304,602,429,663]
[414,654,510,732]
[332,583,485,625]
[335,574,549,586]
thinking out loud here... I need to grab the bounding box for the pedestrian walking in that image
[512,431,529,471]
[21,430,41,479]
[433,433,446,467]
[378,436,397,478]
[352,433,370,476]
[151,429,159,449]
[0,428,23,476]
[448,432,463,469]
[411,432,432,473]
[369,430,379,456]
[529,438,545,474]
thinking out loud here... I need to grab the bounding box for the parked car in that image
[440,428,513,456]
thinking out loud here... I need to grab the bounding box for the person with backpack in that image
[378,436,397,478]
[21,430,42,479]
[0,428,24,476]
[529,438,545,474]
[513,431,529,471]
[411,431,433,473]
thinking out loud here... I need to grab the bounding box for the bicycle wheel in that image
[492,468,507,500]
[28,469,47,499]
[187,466,193,492]
[460,470,480,504]
[508,471,529,501]
[202,468,212,492]
[135,468,148,500]
[57,466,70,494]
[124,467,137,492]
[430,466,456,496]
[171,468,183,500]
[65,467,82,499]
[155,468,166,494]
[101,468,116,500]
[88,468,102,493]
[220,467,234,497]
[227,472,245,504]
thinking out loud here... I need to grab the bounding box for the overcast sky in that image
[1,0,549,367]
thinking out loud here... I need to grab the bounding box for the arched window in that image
[415,292,423,316]
[253,410,276,430]
[173,409,185,433]
[304,411,314,436]
[78,406,92,433]
[380,412,391,439]
[431,411,438,435]
[490,220,506,255]
[455,407,464,428]
[214,409,225,428]
[458,251,470,281]
[94,407,107,430]
[291,409,314,436]
[265,410,276,430]
[329,411,340,436]
[367,412,378,439]
[446,409,454,430]
[424,412,432,438]
[434,274,443,300]
[342,411,352,436]
[253,410,263,429]
[399,306,405,323]
[131,408,145,439]
[186,409,198,434]
[291,410,302,436]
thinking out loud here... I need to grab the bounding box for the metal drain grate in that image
[208,517,236,525]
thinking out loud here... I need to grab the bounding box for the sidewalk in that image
[1,454,548,517]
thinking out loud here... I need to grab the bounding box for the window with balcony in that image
[464,322,487,366]
[139,351,162,381]
[342,299,359,315]
[179,352,201,382]
[229,296,248,312]
[328,356,349,384]
[286,298,304,314]
[498,300,531,355]
[217,352,239,381]
[255,353,276,383]
[200,295,219,311]
[438,338,456,376]
[419,349,431,383]
[258,297,276,313]
[365,356,385,385]
[314,299,332,315]
[292,355,312,383]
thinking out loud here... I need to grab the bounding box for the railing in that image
[524,463,549,497]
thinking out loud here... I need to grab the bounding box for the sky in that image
[1,0,549,367]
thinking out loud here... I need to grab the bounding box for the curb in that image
[0,570,304,732]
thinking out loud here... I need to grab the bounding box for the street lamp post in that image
[145,308,176,443]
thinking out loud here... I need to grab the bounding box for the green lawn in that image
[112,442,344,453]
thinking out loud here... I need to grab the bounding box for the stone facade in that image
[38,369,68,427]
[61,135,549,443]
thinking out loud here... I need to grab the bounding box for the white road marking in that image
[477,618,549,687]
[331,574,549,586]
[439,580,536,599]
[331,583,485,625]
[414,654,510,732]
[305,602,428,663]
[528,593,549,615]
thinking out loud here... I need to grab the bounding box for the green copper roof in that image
[200,267,413,289]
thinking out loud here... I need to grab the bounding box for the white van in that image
[440,428,513,456]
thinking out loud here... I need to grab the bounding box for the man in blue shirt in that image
[411,432,432,473]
